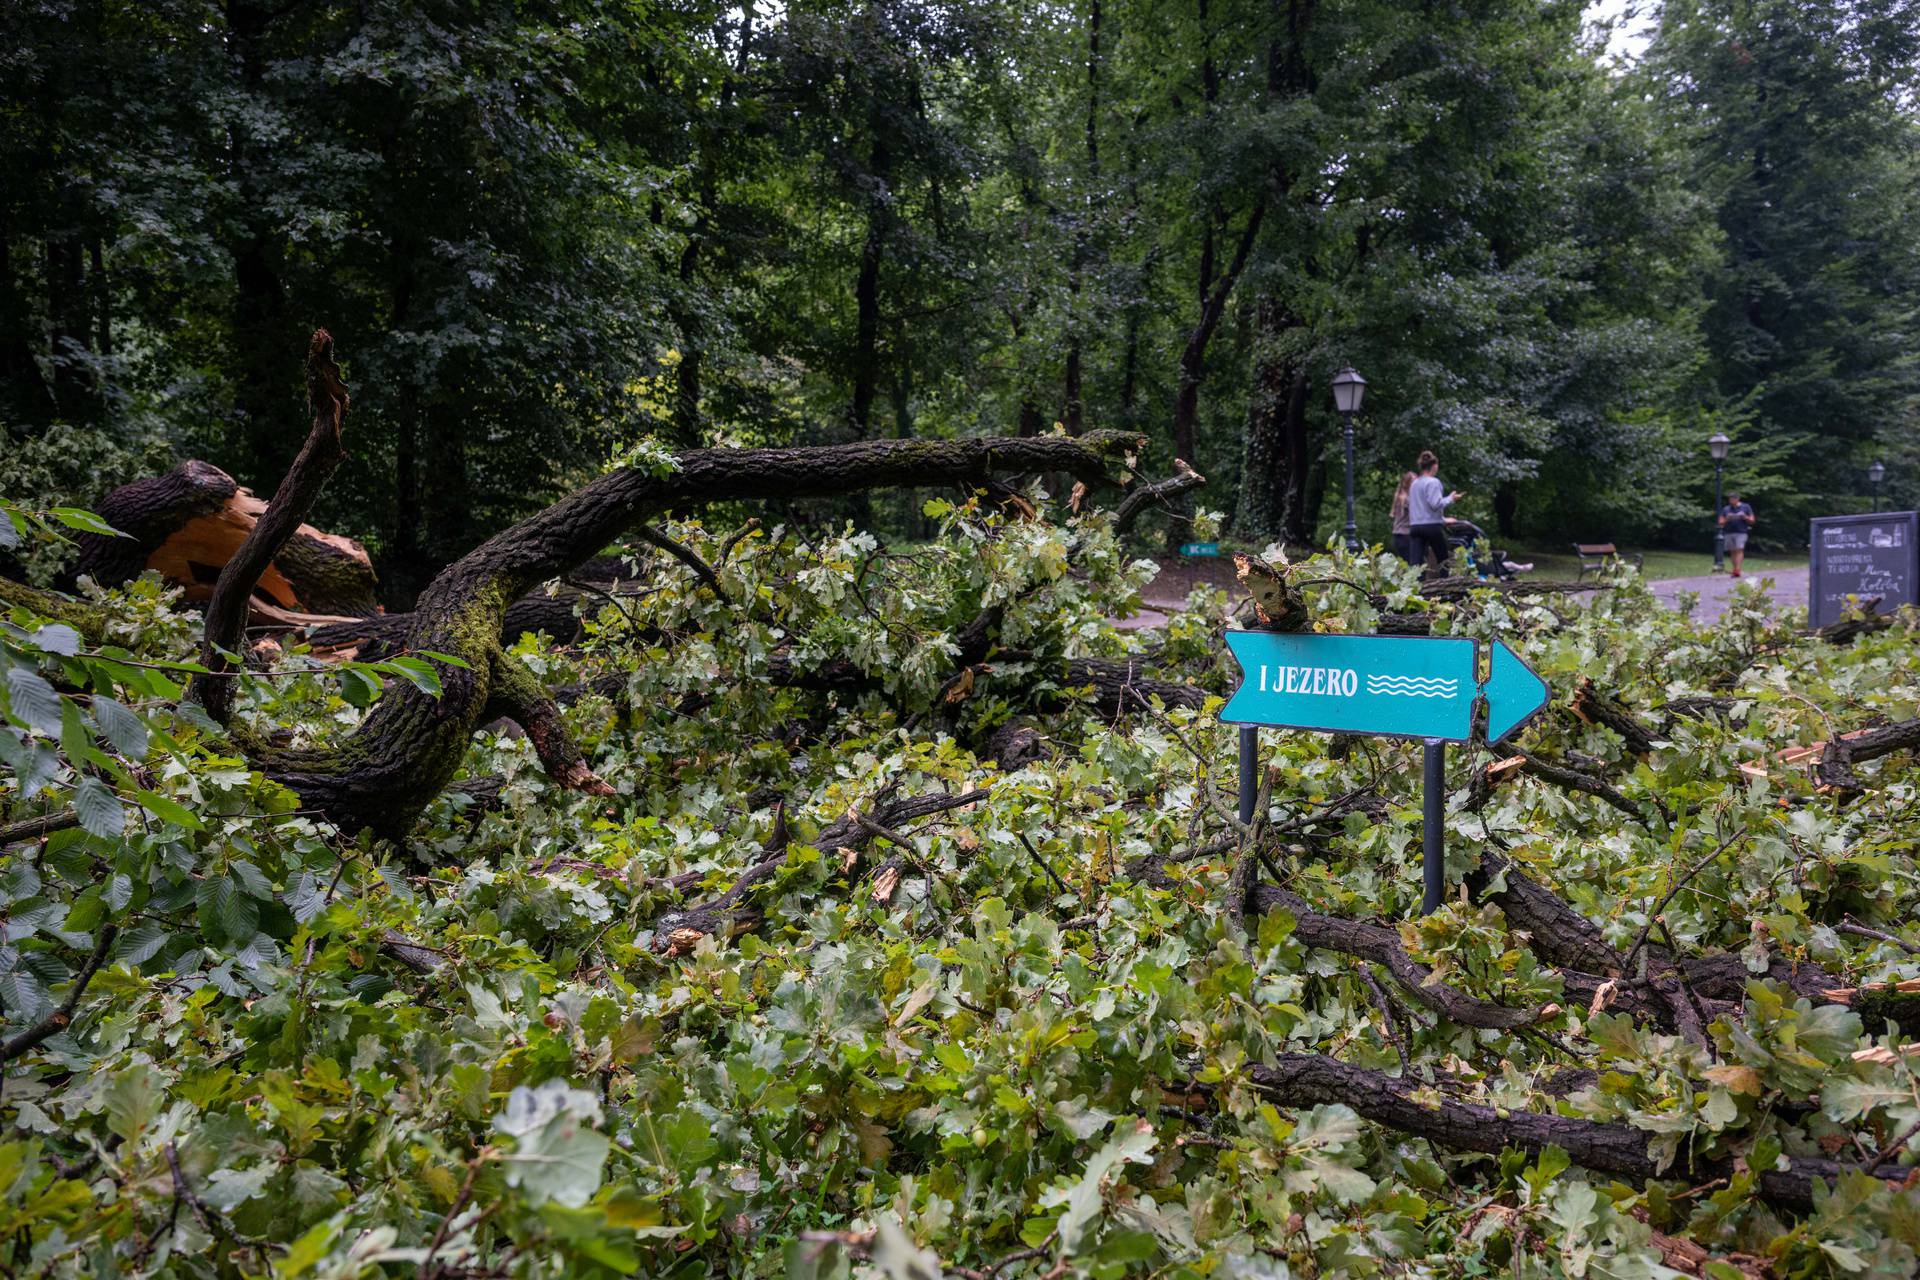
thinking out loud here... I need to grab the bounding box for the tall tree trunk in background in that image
[1237,0,1318,544]
[387,263,424,608]
[1173,207,1264,466]
[1494,483,1517,538]
[851,131,891,438]
[673,234,705,448]
[1117,115,1152,431]
[422,403,471,573]
[1062,0,1102,436]
[390,406,421,608]
[891,365,913,438]
[0,210,54,426]
[89,239,110,357]
[667,4,754,450]
[1302,446,1327,538]
[226,0,292,485]
[44,221,93,419]
[231,239,288,474]
[1239,299,1313,543]
[1062,344,1084,435]
[1009,310,1043,437]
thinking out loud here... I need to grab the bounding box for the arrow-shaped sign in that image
[1220,632,1547,744]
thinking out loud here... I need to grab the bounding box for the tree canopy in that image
[5,0,1918,565]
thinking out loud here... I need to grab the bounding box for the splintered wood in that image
[1736,728,1877,787]
[144,487,378,625]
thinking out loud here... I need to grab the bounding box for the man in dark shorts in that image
[1718,492,1755,577]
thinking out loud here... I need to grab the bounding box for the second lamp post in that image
[1333,365,1367,552]
[1870,460,1886,512]
[1709,432,1730,572]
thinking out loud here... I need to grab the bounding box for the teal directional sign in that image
[1220,631,1548,744]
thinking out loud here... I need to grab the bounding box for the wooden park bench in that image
[1572,542,1644,580]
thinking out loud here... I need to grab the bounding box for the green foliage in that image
[3,492,1920,1275]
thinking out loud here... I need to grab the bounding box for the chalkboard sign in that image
[1809,511,1919,628]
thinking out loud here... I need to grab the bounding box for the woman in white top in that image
[1405,450,1462,574]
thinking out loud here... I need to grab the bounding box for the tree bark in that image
[1248,884,1545,1030]
[1571,678,1660,755]
[1818,717,1920,795]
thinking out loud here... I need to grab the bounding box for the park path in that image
[1111,558,1812,629]
[1649,566,1808,624]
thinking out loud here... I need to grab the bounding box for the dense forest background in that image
[4,0,1918,604]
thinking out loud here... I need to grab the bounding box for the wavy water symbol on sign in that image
[1364,675,1459,699]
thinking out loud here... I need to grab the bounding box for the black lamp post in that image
[1332,365,1367,552]
[1708,432,1730,572]
[1869,460,1885,512]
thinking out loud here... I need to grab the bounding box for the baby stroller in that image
[1445,519,1529,581]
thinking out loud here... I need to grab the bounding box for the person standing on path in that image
[1406,450,1461,575]
[1389,471,1415,563]
[1718,492,1756,577]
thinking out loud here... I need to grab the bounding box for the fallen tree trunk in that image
[251,429,1144,836]
[1471,750,1669,827]
[61,458,380,617]
[1812,598,1896,646]
[1049,656,1208,716]
[1243,1054,1895,1213]
[1467,850,1843,1025]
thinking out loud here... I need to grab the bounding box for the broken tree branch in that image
[1479,750,1670,826]
[1570,679,1660,755]
[194,330,351,724]
[0,924,118,1064]
[1112,458,1205,531]
[1817,717,1920,796]
[0,809,81,848]
[480,652,615,797]
[1242,1054,1891,1213]
[1248,883,1545,1030]
[633,523,724,596]
[651,789,990,951]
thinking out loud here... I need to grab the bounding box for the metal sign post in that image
[1422,738,1445,914]
[1221,632,1547,913]
[1238,726,1258,824]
